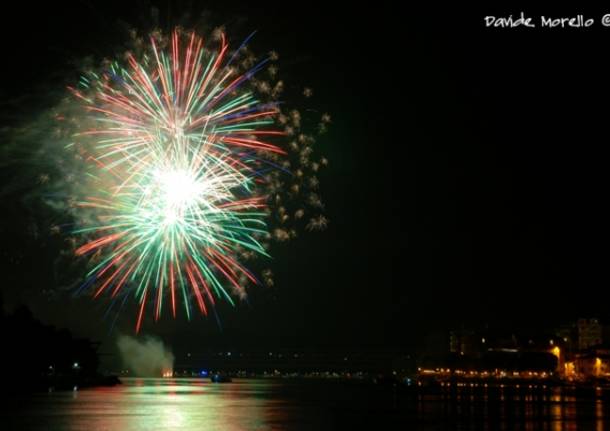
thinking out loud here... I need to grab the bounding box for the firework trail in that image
[61,28,328,332]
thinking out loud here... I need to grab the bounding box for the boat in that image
[210,374,232,383]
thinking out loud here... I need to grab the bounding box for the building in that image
[573,346,610,379]
[449,329,478,356]
[577,318,602,350]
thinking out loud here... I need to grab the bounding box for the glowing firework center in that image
[155,169,200,225]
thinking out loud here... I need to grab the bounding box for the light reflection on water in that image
[12,378,294,431]
[416,386,610,430]
[4,378,610,430]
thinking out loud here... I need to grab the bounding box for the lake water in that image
[1,378,394,430]
[2,378,610,430]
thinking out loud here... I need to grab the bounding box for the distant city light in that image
[595,357,602,377]
[551,346,561,359]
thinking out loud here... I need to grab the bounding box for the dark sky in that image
[1,5,609,359]
[409,9,610,333]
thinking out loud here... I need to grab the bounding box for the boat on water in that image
[210,374,232,383]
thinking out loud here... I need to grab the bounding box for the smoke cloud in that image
[117,334,174,377]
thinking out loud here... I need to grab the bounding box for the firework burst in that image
[62,28,328,332]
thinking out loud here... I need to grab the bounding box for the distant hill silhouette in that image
[0,295,118,391]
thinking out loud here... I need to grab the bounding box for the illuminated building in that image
[449,329,479,356]
[574,347,610,379]
[577,318,602,350]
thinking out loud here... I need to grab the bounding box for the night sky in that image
[1,5,609,363]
